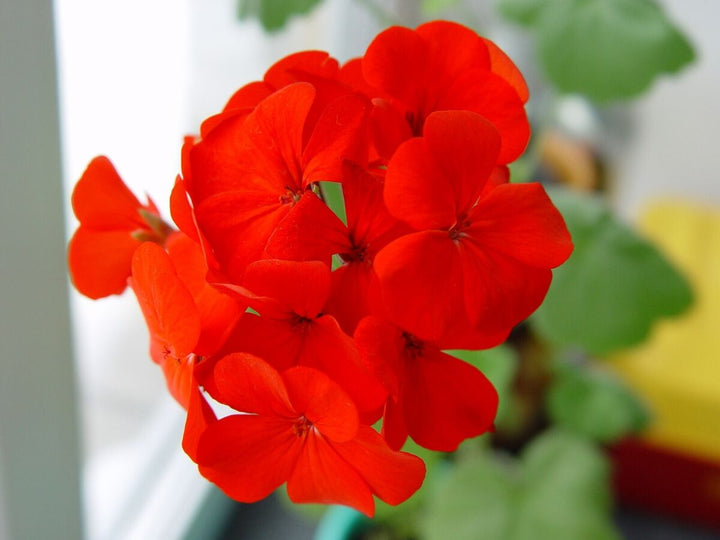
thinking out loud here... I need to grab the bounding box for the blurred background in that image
[1,0,719,539]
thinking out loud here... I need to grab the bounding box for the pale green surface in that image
[499,0,695,101]
[532,189,693,355]
[547,362,650,443]
[421,430,619,540]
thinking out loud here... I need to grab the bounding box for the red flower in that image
[354,317,498,451]
[68,156,171,299]
[128,237,244,407]
[360,20,530,163]
[374,110,573,345]
[192,353,425,516]
[214,51,354,135]
[324,162,410,334]
[188,82,368,281]
[217,259,386,415]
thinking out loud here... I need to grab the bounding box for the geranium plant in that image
[68,19,572,517]
[67,4,696,537]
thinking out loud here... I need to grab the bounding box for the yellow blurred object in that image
[608,199,720,463]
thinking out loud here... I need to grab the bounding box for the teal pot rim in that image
[314,505,368,540]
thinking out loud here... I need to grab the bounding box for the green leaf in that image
[421,430,619,540]
[547,362,650,443]
[496,0,548,26]
[238,0,324,32]
[421,451,518,540]
[531,189,693,355]
[449,346,518,428]
[515,430,619,540]
[535,0,695,101]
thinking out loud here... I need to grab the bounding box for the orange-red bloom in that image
[355,317,498,451]
[68,156,170,299]
[360,20,530,163]
[374,110,573,344]
[128,237,244,407]
[192,353,425,516]
[188,82,369,282]
[217,259,386,415]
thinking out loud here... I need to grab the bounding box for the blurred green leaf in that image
[547,362,650,443]
[421,430,619,540]
[449,346,518,428]
[515,430,619,540]
[422,0,461,14]
[496,0,548,26]
[532,189,693,355]
[535,0,695,101]
[238,0,324,32]
[421,450,518,540]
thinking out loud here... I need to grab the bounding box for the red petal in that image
[441,70,530,164]
[282,366,359,442]
[169,176,199,242]
[242,259,330,318]
[422,111,501,215]
[374,231,465,343]
[466,182,573,268]
[264,51,340,89]
[384,137,456,230]
[129,242,201,357]
[238,82,315,192]
[482,37,529,103]
[342,162,408,258]
[352,317,408,449]
[331,425,425,505]
[212,353,295,417]
[302,93,370,185]
[362,26,427,111]
[403,348,498,451]
[301,316,387,414]
[338,57,381,99]
[188,114,256,205]
[381,396,409,451]
[198,414,301,502]
[67,227,140,299]
[415,20,490,79]
[71,156,146,230]
[226,313,304,372]
[481,165,511,198]
[368,99,413,163]
[326,262,381,335]
[194,190,291,282]
[182,386,217,462]
[460,241,553,333]
[287,433,375,516]
[223,80,273,112]
[166,232,246,356]
[352,316,405,397]
[265,191,350,264]
[190,83,314,205]
[435,312,510,351]
[161,354,195,409]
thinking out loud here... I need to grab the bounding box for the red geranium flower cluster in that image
[67,21,572,516]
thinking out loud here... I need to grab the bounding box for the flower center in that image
[402,332,424,359]
[279,187,302,205]
[448,214,471,241]
[293,416,313,437]
[340,241,368,264]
